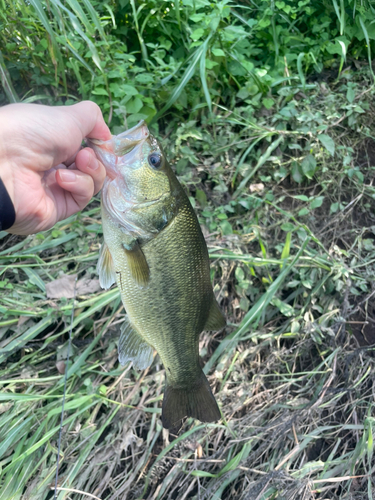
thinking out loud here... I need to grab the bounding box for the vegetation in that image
[1,0,375,498]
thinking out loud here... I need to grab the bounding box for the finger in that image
[64,101,112,141]
[63,147,82,167]
[55,168,95,212]
[0,102,111,175]
[75,147,106,195]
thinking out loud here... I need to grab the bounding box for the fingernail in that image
[59,170,76,182]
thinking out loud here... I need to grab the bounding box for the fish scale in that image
[88,121,226,430]
[105,195,209,385]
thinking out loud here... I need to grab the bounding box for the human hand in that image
[0,101,111,235]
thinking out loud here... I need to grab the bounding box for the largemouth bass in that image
[87,121,225,430]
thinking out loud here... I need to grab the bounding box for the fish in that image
[87,121,225,430]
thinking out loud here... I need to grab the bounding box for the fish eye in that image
[148,153,162,169]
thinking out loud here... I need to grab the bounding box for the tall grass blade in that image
[280,232,292,265]
[2,402,97,474]
[0,317,54,363]
[174,0,181,30]
[52,0,103,71]
[200,35,213,113]
[0,50,19,103]
[153,44,205,120]
[27,0,67,92]
[81,0,108,40]
[332,0,345,35]
[359,15,374,80]
[64,0,94,37]
[297,52,306,89]
[130,0,148,63]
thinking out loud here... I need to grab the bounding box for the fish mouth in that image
[86,121,150,179]
[86,120,149,151]
[112,120,150,156]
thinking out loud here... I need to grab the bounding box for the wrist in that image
[0,158,15,205]
[0,170,16,231]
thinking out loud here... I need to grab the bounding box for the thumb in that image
[62,101,112,140]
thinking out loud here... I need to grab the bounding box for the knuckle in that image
[81,100,101,117]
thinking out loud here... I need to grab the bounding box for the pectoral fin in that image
[97,242,116,290]
[204,298,226,331]
[123,241,150,286]
[118,317,154,370]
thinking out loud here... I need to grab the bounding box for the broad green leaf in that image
[122,84,139,95]
[301,154,317,179]
[330,202,339,213]
[319,134,335,156]
[212,48,225,57]
[281,222,296,232]
[291,162,303,183]
[310,196,325,209]
[196,189,207,207]
[272,298,295,317]
[92,87,109,96]
[126,96,143,113]
[220,220,233,235]
[262,97,274,109]
[191,28,204,41]
[298,207,309,216]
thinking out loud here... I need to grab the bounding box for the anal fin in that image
[204,298,226,331]
[97,241,116,290]
[118,317,153,370]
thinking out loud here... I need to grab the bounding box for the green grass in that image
[2,0,375,497]
[2,73,375,498]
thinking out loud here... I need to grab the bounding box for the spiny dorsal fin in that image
[123,241,150,286]
[97,242,116,290]
[204,298,226,331]
[118,317,154,370]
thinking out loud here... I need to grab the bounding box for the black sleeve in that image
[0,177,16,231]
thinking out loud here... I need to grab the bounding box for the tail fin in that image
[162,370,221,431]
